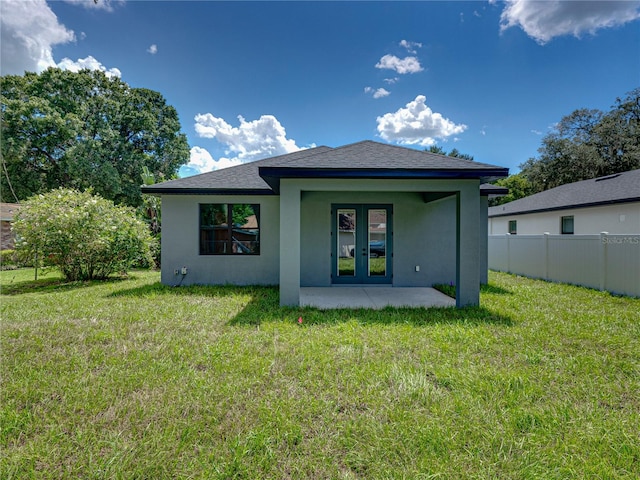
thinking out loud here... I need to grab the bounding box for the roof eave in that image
[259,167,509,193]
[140,187,276,196]
[488,196,640,218]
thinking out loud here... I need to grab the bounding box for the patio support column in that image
[279,180,301,306]
[479,195,489,284]
[456,184,480,306]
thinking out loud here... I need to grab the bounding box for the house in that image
[143,141,509,307]
[488,169,640,235]
[1,203,20,250]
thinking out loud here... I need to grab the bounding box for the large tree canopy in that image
[1,68,190,206]
[518,88,640,193]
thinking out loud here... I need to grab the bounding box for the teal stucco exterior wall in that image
[160,194,280,286]
[159,177,483,308]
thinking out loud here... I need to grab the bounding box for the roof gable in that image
[488,169,640,217]
[270,140,503,171]
[143,146,333,194]
[143,140,508,195]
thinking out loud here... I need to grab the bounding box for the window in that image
[508,220,517,235]
[200,204,260,255]
[561,215,574,235]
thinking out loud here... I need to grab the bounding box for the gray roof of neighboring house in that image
[143,140,508,195]
[488,169,640,218]
[0,203,20,221]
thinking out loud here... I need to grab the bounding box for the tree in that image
[592,88,640,173]
[519,88,640,193]
[139,166,162,267]
[488,173,534,206]
[13,189,154,281]
[426,145,474,161]
[1,68,189,207]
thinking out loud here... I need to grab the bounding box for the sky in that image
[1,1,639,177]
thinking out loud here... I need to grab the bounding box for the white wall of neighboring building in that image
[488,202,640,235]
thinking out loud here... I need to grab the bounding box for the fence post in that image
[600,232,608,291]
[544,232,550,280]
[506,233,511,273]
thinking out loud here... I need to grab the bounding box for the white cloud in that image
[185,146,243,174]
[57,55,121,78]
[194,113,302,164]
[383,77,399,85]
[499,0,640,44]
[147,44,158,55]
[188,146,216,172]
[375,54,423,74]
[186,113,313,175]
[0,0,75,75]
[376,95,467,146]
[63,0,124,12]
[373,88,390,99]
[399,40,422,54]
[365,87,390,99]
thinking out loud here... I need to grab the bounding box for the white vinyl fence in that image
[488,233,640,297]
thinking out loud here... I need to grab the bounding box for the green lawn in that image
[1,269,639,479]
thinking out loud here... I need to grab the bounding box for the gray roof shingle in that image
[488,169,640,218]
[144,140,508,195]
[268,140,504,170]
[143,147,333,194]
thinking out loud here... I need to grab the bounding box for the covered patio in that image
[300,286,455,309]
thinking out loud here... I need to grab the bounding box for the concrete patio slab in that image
[299,287,455,309]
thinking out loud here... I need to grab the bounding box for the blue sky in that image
[2,1,639,177]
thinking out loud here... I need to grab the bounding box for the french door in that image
[331,205,392,284]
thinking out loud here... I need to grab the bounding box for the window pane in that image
[338,209,356,276]
[562,216,574,234]
[201,204,227,226]
[368,209,386,276]
[200,204,259,255]
[231,204,260,254]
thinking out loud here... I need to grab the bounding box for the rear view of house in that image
[143,141,508,307]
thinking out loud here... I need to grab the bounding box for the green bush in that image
[13,189,154,281]
[1,249,18,269]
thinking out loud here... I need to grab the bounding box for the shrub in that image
[1,249,18,270]
[13,189,154,281]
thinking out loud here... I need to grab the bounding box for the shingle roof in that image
[488,169,640,218]
[143,140,508,195]
[267,140,504,170]
[143,147,333,194]
[0,203,20,221]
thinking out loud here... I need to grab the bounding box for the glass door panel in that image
[368,209,386,277]
[337,209,356,277]
[332,205,392,284]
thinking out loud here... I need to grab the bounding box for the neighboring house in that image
[488,169,640,235]
[143,140,508,307]
[1,203,20,250]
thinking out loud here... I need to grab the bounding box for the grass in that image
[337,257,386,276]
[1,269,639,479]
[433,282,456,298]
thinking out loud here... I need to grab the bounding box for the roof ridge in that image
[270,145,333,166]
[342,139,502,168]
